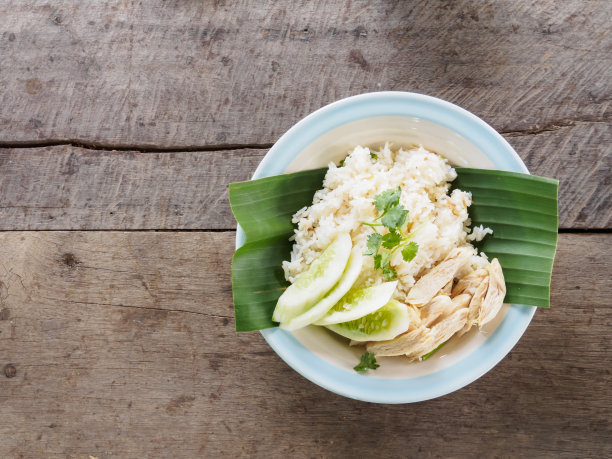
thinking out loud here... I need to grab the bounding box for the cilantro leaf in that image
[379,251,397,281]
[381,205,408,230]
[365,187,411,280]
[370,152,378,160]
[354,352,380,372]
[381,230,402,249]
[373,254,382,270]
[382,263,398,281]
[373,187,401,213]
[365,233,382,256]
[401,241,419,262]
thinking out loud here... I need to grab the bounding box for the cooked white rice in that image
[282,144,492,301]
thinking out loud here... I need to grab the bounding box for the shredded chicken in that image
[452,268,487,296]
[366,256,507,361]
[405,304,422,331]
[439,279,454,296]
[406,247,472,306]
[420,295,453,328]
[449,293,472,312]
[366,327,433,357]
[420,308,468,357]
[458,276,489,337]
[478,258,506,326]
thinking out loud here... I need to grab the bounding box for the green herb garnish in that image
[381,230,402,249]
[354,352,380,372]
[338,159,345,167]
[381,258,397,281]
[421,341,447,360]
[401,241,419,263]
[381,206,408,230]
[363,188,420,280]
[374,187,401,213]
[365,233,382,256]
[370,152,378,160]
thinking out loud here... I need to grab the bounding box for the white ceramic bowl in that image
[236,92,536,403]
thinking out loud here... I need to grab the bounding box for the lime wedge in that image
[325,300,410,342]
[282,247,364,331]
[272,233,352,324]
[314,281,398,326]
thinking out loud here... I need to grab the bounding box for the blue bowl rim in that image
[235,91,536,404]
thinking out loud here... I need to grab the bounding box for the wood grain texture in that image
[0,147,262,230]
[508,122,611,229]
[1,121,610,231]
[0,0,609,148]
[0,232,610,458]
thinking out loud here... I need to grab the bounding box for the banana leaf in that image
[230,168,558,332]
[452,168,558,307]
[230,169,327,331]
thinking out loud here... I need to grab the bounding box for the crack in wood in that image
[0,115,609,150]
[0,229,238,232]
[0,140,274,153]
[557,228,612,234]
[500,117,611,137]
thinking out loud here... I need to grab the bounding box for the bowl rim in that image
[236,91,536,404]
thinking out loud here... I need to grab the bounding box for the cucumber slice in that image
[325,300,410,342]
[272,233,352,324]
[314,281,398,326]
[282,247,364,331]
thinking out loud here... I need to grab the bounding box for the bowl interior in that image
[285,115,495,172]
[284,115,506,379]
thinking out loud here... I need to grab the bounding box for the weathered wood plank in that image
[508,122,611,229]
[0,147,262,230]
[0,0,609,147]
[0,232,609,458]
[1,121,610,231]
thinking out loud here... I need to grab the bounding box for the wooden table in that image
[1,1,610,457]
